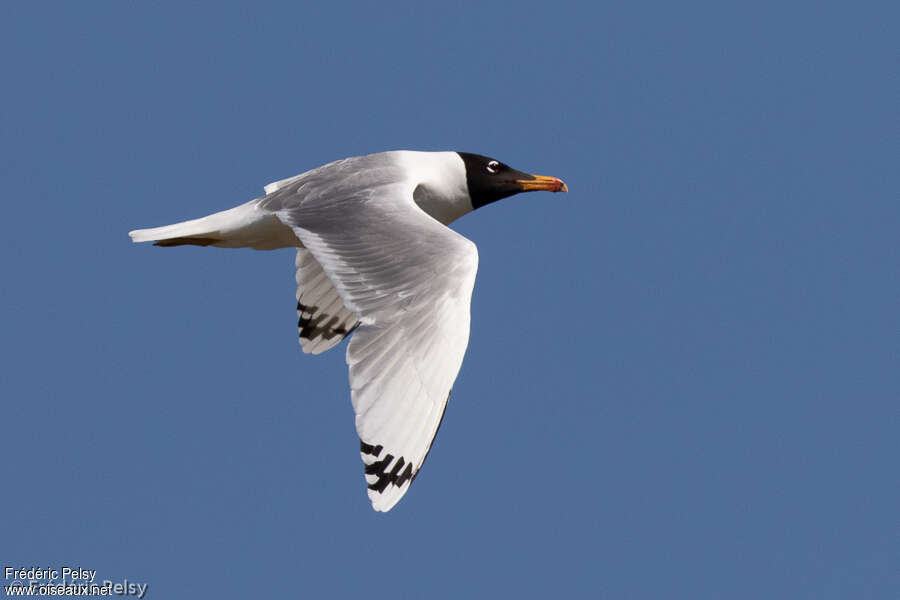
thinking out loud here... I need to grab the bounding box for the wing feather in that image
[276,179,478,511]
[295,248,359,355]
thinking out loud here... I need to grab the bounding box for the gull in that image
[129,150,567,511]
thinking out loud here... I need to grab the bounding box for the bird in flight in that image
[130,150,567,511]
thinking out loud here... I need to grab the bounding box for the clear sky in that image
[1,2,896,599]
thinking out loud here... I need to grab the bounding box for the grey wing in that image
[275,180,479,512]
[261,157,377,355]
[295,248,359,355]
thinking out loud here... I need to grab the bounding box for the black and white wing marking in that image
[275,180,478,511]
[262,169,360,355]
[295,248,359,354]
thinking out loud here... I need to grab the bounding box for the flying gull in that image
[129,150,567,511]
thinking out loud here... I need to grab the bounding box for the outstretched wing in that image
[275,180,478,511]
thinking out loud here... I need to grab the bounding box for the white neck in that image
[394,151,473,225]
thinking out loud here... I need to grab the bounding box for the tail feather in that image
[153,237,220,247]
[129,200,300,250]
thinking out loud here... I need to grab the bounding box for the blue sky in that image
[1,2,896,598]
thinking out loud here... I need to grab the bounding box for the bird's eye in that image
[486,160,500,174]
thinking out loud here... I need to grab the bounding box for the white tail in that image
[128,200,299,250]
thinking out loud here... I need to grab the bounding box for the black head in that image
[457,152,568,210]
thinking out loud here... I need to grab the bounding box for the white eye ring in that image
[486,160,500,174]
